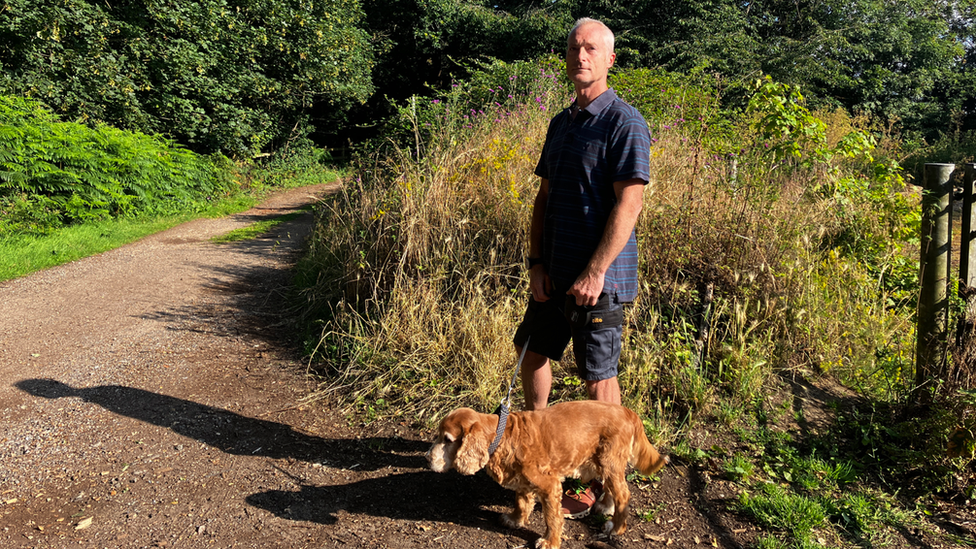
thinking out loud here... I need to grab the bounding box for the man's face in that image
[566,23,615,89]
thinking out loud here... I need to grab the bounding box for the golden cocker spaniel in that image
[427,400,668,549]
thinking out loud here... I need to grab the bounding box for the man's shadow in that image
[246,470,517,532]
[16,378,424,470]
[16,378,523,536]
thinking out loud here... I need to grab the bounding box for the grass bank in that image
[297,57,975,547]
[0,94,343,282]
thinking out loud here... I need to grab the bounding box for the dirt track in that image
[0,183,762,549]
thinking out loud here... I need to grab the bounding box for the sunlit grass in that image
[211,210,307,243]
[0,216,186,281]
[739,483,827,544]
[0,153,343,282]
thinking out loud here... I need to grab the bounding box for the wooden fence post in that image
[916,163,954,392]
[951,164,976,389]
[962,164,976,289]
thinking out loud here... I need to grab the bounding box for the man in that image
[512,17,651,518]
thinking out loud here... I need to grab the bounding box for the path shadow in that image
[138,261,300,340]
[777,372,862,439]
[140,206,320,349]
[15,379,531,537]
[15,378,426,471]
[686,464,745,549]
[246,469,520,536]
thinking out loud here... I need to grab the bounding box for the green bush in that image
[739,483,827,542]
[0,0,373,157]
[0,95,235,234]
[611,68,724,137]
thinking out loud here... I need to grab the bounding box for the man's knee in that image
[518,348,551,371]
[585,376,621,405]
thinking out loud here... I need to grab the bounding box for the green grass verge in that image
[0,195,264,283]
[0,151,345,283]
[210,210,307,243]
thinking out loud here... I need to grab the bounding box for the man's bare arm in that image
[570,178,645,306]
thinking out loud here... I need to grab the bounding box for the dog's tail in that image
[631,414,669,475]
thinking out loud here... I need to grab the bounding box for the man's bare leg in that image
[519,348,552,411]
[585,376,621,405]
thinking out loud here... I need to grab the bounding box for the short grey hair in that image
[568,18,615,52]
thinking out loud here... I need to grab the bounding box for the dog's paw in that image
[499,512,525,529]
[534,537,560,549]
[600,519,626,536]
[591,497,614,516]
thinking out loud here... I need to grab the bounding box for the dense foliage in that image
[362,0,566,95]
[1,1,972,153]
[0,95,234,234]
[581,0,970,131]
[365,0,976,141]
[0,0,373,157]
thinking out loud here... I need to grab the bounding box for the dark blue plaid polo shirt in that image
[534,88,651,302]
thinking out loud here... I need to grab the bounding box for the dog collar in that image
[488,404,509,455]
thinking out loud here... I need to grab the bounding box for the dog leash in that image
[488,335,529,456]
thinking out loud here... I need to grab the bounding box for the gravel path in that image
[0,183,403,547]
[0,182,767,549]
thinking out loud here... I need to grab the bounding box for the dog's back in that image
[520,400,667,477]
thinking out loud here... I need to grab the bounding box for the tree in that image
[362,0,567,98]
[0,0,375,156]
[322,0,570,147]
[488,0,973,137]
[757,0,965,133]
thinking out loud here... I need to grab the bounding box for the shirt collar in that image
[570,88,618,118]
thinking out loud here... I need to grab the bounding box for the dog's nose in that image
[427,444,450,472]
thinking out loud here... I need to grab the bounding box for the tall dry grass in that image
[298,58,567,423]
[299,64,919,439]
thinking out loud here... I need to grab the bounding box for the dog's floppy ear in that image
[453,410,495,475]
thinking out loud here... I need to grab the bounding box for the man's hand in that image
[527,178,550,302]
[529,264,552,302]
[569,268,604,306]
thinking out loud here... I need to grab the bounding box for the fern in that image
[0,95,236,234]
